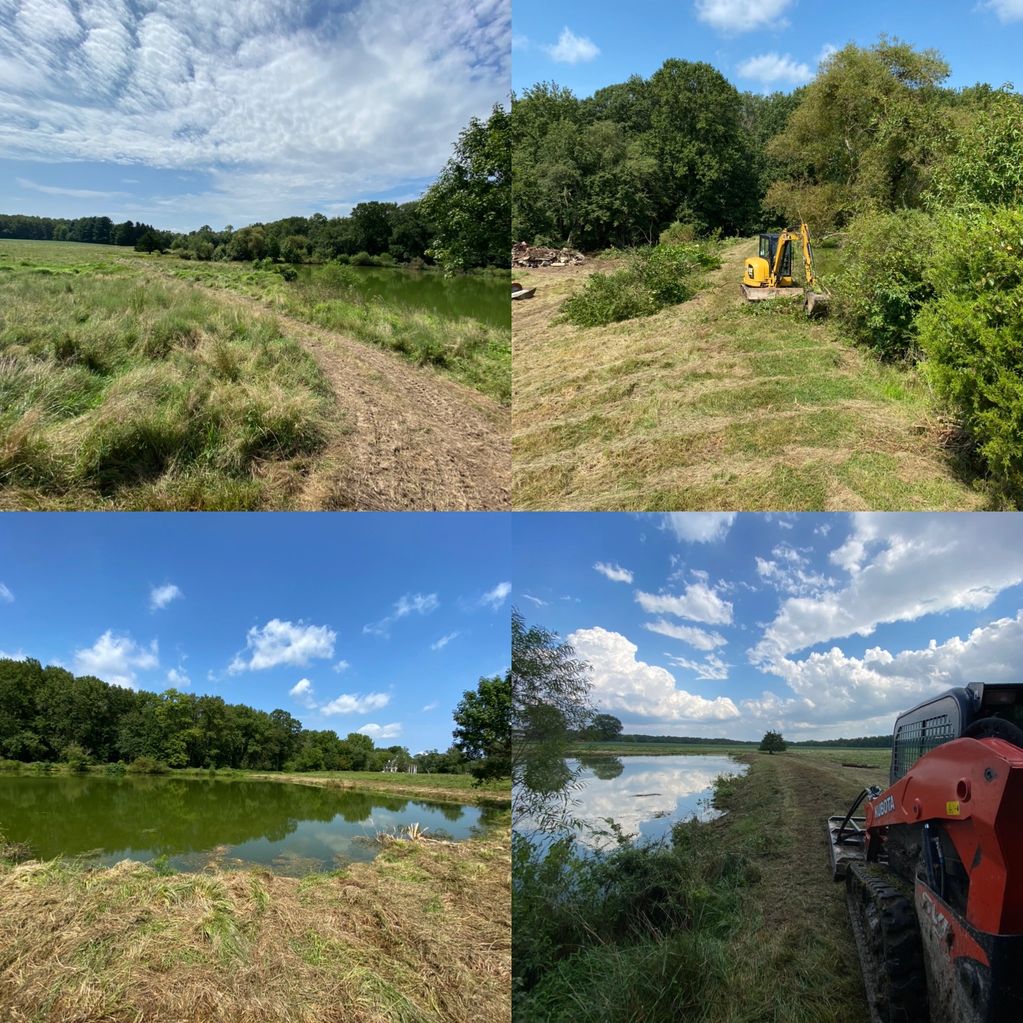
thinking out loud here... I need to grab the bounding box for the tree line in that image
[0,105,509,271]
[0,657,510,777]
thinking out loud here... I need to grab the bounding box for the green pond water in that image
[317,266,510,329]
[0,775,494,875]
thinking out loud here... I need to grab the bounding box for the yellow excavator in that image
[740,221,830,317]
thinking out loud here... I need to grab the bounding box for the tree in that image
[759,730,787,754]
[583,713,622,741]
[452,673,512,782]
[420,104,511,270]
[511,610,593,829]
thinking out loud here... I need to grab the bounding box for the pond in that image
[0,775,495,875]
[326,266,510,329]
[521,754,748,852]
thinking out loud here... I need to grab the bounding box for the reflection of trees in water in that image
[0,777,434,858]
[577,755,624,781]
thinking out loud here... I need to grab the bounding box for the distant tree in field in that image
[135,230,161,253]
[421,104,510,270]
[452,672,512,783]
[583,713,623,741]
[759,730,787,754]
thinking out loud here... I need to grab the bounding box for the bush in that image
[830,209,941,360]
[558,243,721,327]
[0,759,22,772]
[349,251,375,266]
[319,262,358,290]
[916,207,1023,494]
[658,221,701,245]
[276,264,298,282]
[105,761,127,776]
[127,756,170,775]
[62,743,90,772]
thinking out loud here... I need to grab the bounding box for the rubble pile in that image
[512,242,585,268]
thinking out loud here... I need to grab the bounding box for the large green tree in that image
[452,673,512,782]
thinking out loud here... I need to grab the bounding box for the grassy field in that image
[0,239,510,510]
[572,740,890,769]
[0,767,511,1023]
[514,750,886,1022]
[512,238,996,510]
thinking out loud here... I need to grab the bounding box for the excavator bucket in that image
[804,289,830,318]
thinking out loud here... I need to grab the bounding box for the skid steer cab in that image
[827,682,1023,1023]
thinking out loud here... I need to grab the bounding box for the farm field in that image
[0,239,510,511]
[572,740,891,770]
[512,239,995,511]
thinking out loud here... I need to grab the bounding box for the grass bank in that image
[0,241,335,510]
[514,751,885,1022]
[169,261,511,403]
[0,821,510,1023]
[512,238,994,510]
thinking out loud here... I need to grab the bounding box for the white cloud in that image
[0,650,26,661]
[814,522,832,536]
[569,627,739,723]
[149,583,182,611]
[665,652,730,681]
[422,701,439,712]
[229,619,335,672]
[431,631,460,651]
[544,26,600,64]
[594,562,633,584]
[0,583,12,603]
[522,594,548,607]
[635,583,734,625]
[817,42,838,65]
[737,53,812,88]
[17,176,129,200]
[0,0,510,229]
[364,593,439,636]
[752,514,1023,664]
[747,611,1023,734]
[166,667,191,688]
[981,1,1023,23]
[755,543,834,597]
[321,691,391,716]
[289,678,317,708]
[74,630,158,689]
[661,513,736,544]
[333,659,350,673]
[695,0,793,33]
[357,721,402,740]
[481,581,512,610]
[643,619,727,650]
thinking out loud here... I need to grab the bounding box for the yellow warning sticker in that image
[946,801,961,816]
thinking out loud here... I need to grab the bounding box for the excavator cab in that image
[741,221,829,316]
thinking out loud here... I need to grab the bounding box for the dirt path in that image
[185,281,510,510]
[512,241,989,510]
[715,752,888,1022]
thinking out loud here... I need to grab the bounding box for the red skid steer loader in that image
[827,683,1023,1023]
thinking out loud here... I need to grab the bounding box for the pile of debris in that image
[512,242,585,268]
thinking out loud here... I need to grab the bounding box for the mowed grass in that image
[170,261,511,403]
[0,240,336,510]
[0,823,510,1023]
[512,239,993,510]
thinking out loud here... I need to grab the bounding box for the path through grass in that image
[512,239,993,510]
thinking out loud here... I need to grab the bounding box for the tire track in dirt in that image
[187,282,510,510]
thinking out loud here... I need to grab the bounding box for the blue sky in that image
[513,513,1023,741]
[0,0,509,230]
[512,0,1023,97]
[0,513,511,754]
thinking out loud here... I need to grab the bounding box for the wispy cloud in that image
[481,581,511,610]
[0,582,13,604]
[149,583,182,611]
[594,562,633,584]
[17,177,129,200]
[431,631,460,651]
[544,26,600,64]
[364,593,440,637]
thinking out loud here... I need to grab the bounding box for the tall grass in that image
[0,261,334,509]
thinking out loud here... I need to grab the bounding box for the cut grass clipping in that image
[0,261,335,509]
[557,243,721,328]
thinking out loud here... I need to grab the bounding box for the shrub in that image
[105,761,127,776]
[127,756,170,775]
[658,221,701,245]
[0,759,22,772]
[559,270,656,327]
[319,262,358,290]
[349,250,375,266]
[276,264,298,282]
[63,743,91,772]
[916,206,1023,494]
[830,209,941,360]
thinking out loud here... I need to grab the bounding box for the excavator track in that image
[846,862,929,1023]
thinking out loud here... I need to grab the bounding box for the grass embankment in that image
[514,750,887,1022]
[512,238,993,510]
[0,241,334,510]
[169,261,510,403]
[0,820,510,1023]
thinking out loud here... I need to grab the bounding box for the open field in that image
[0,239,509,510]
[515,750,886,1022]
[512,238,995,510]
[0,823,510,1023]
[572,741,891,770]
